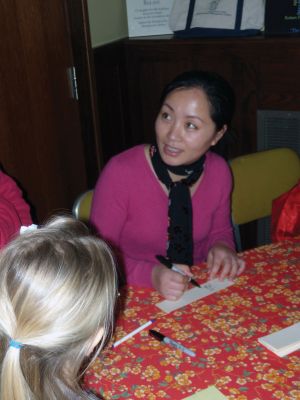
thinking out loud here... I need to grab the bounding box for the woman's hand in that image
[152,263,193,301]
[207,243,245,280]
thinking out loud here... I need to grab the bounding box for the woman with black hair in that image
[91,70,245,301]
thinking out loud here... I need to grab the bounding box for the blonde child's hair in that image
[0,215,118,400]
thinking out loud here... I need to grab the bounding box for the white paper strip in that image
[258,321,300,357]
[156,279,234,313]
[182,385,228,400]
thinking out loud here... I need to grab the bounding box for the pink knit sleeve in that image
[203,159,235,254]
[90,161,154,287]
[0,171,32,248]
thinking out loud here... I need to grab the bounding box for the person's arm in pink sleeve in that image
[0,171,32,248]
[205,162,245,280]
[205,202,235,254]
[90,164,127,247]
[0,198,23,248]
[90,161,155,287]
[121,256,154,287]
[205,164,235,253]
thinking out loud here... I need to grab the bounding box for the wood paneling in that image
[94,35,300,162]
[93,42,128,164]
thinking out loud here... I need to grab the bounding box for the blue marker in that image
[149,329,196,357]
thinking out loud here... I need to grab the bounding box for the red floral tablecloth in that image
[84,239,300,400]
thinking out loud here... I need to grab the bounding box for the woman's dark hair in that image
[159,70,236,131]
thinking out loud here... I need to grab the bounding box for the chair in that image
[230,147,300,251]
[72,190,93,222]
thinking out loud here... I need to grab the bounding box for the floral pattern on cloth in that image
[84,239,300,400]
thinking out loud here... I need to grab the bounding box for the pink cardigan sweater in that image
[90,145,235,287]
[0,171,32,249]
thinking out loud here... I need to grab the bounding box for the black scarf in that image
[150,144,205,266]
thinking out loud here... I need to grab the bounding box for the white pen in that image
[149,329,196,357]
[113,320,155,348]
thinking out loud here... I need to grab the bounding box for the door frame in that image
[65,0,103,186]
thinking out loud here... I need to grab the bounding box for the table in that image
[84,239,300,399]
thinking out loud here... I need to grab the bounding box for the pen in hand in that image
[156,255,201,288]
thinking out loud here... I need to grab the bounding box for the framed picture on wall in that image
[126,0,174,37]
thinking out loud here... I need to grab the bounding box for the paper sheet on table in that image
[258,321,300,357]
[156,279,234,313]
[182,385,228,399]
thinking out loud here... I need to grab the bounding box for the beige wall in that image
[87,0,128,47]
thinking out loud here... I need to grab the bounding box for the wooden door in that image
[0,0,91,222]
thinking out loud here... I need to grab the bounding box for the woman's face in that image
[155,87,226,166]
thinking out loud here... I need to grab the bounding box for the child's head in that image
[0,215,118,400]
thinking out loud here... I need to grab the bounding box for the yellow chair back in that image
[230,147,300,226]
[72,190,93,222]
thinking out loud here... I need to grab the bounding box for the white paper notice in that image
[156,279,234,313]
[126,0,174,37]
